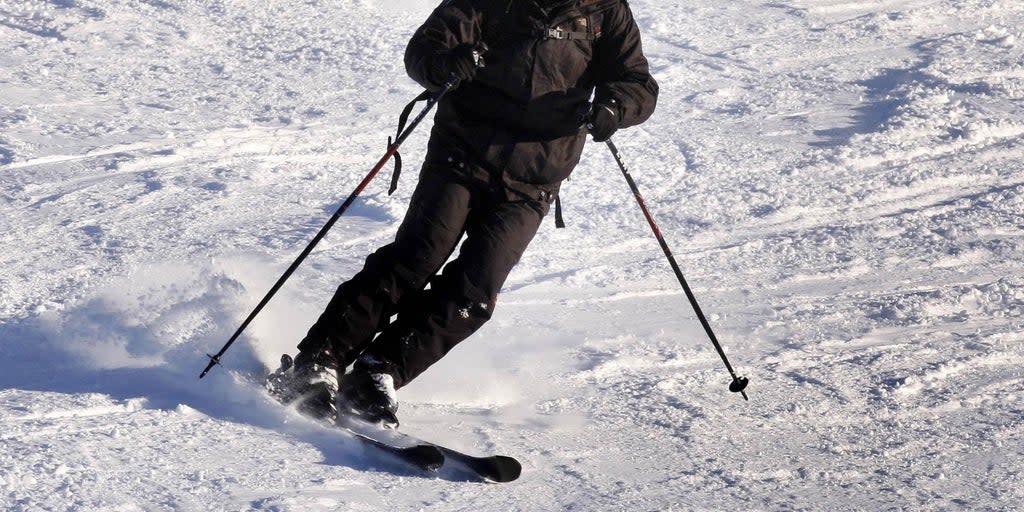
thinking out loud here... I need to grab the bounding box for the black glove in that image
[436,43,485,85]
[588,99,620,142]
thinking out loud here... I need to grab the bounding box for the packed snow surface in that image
[2,0,1023,510]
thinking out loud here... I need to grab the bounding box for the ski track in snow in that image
[2,0,1024,510]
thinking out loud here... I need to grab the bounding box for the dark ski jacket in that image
[405,0,659,199]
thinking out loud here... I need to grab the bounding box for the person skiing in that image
[268,0,659,428]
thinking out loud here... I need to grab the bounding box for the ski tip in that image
[482,455,522,483]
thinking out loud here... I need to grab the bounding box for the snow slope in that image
[2,0,1023,509]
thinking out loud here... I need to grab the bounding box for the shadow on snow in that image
[0,273,475,482]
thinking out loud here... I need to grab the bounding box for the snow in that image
[2,0,1023,509]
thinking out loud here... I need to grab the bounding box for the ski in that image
[264,356,443,473]
[434,445,522,483]
[339,426,445,472]
[265,355,519,481]
[338,414,522,483]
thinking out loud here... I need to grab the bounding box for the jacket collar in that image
[524,0,573,18]
[513,0,619,25]
[548,0,619,26]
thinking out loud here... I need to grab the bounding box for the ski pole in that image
[604,139,750,400]
[199,76,464,380]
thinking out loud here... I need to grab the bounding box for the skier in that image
[268,0,659,428]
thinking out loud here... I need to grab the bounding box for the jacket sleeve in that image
[405,0,483,91]
[593,1,659,128]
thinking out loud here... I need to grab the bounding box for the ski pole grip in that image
[442,42,489,90]
[472,41,489,68]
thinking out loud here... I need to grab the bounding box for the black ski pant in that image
[297,164,548,388]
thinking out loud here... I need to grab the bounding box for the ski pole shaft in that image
[605,139,749,400]
[199,79,457,379]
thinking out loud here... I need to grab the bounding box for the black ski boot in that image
[337,361,400,429]
[266,352,339,421]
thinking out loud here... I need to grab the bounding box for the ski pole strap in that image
[554,194,565,228]
[388,90,433,195]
